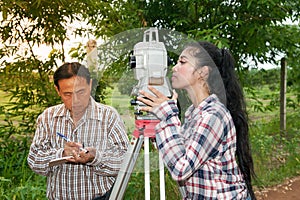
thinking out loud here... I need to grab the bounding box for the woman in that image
[137,41,256,199]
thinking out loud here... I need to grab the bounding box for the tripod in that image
[109,118,166,200]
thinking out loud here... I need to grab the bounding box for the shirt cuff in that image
[153,100,179,121]
[86,150,102,166]
[56,148,64,158]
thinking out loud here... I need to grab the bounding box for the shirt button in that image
[167,163,173,168]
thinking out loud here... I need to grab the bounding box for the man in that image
[27,62,129,200]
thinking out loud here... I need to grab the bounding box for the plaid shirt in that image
[154,94,249,199]
[27,97,129,200]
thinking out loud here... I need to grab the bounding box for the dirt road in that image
[255,176,300,200]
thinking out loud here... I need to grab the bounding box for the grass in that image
[108,84,300,193]
[245,84,300,189]
[250,114,300,188]
[0,90,10,123]
[0,84,299,199]
[0,90,10,104]
[105,87,136,133]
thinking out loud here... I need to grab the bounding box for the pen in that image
[56,132,89,153]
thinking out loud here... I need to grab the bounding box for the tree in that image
[61,0,300,103]
[0,0,299,198]
[0,0,299,147]
[88,0,300,111]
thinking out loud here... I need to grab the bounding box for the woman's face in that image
[171,47,200,90]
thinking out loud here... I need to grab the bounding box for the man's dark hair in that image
[54,62,91,89]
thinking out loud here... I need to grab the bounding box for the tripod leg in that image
[144,136,151,200]
[159,152,165,200]
[109,135,144,200]
[152,139,166,200]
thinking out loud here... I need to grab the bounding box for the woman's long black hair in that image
[198,41,256,199]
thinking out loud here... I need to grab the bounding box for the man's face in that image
[55,76,91,116]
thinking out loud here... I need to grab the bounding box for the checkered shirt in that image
[154,94,249,199]
[27,97,129,200]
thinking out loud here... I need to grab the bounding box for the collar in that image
[52,97,101,121]
[185,94,218,118]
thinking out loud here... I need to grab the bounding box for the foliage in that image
[123,146,181,200]
[122,1,299,68]
[288,47,300,102]
[0,56,62,141]
[0,123,47,199]
[109,76,300,194]
[1,0,299,126]
[1,80,300,198]
[88,0,300,100]
[244,68,280,87]
[0,0,300,199]
[251,111,300,187]
[244,67,299,114]
[117,69,137,96]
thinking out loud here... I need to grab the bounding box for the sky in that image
[33,20,102,65]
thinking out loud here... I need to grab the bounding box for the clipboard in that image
[49,156,73,167]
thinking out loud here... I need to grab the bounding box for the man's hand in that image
[63,142,95,164]
[67,147,96,164]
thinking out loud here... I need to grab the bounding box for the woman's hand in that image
[137,86,178,112]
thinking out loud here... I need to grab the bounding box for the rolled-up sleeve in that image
[154,100,224,181]
[87,111,129,176]
[27,115,58,176]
